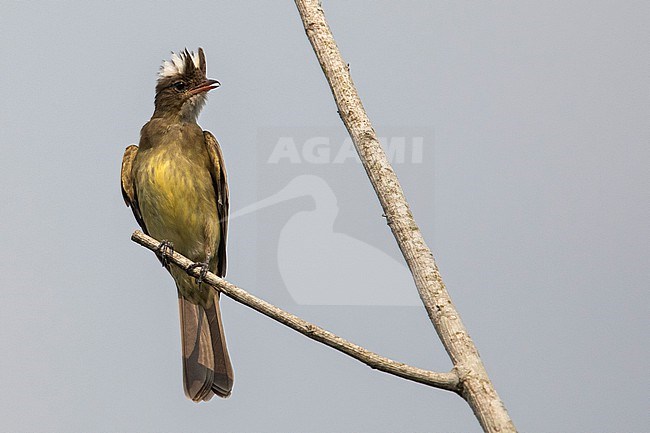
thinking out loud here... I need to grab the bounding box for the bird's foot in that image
[155,240,175,268]
[187,261,210,289]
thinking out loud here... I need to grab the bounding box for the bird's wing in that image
[203,131,229,277]
[120,144,148,234]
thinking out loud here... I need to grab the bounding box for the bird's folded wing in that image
[203,131,229,277]
[120,144,148,234]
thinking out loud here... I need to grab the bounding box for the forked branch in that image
[131,230,460,392]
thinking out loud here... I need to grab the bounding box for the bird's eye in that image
[172,81,186,91]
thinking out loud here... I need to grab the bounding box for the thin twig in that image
[293,1,516,432]
[131,230,460,392]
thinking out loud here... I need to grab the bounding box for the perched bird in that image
[120,48,233,401]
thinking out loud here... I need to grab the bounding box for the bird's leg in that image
[187,253,211,290]
[155,240,175,268]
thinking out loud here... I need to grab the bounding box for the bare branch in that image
[293,1,517,431]
[131,230,460,392]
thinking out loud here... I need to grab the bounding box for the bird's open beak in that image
[189,79,220,96]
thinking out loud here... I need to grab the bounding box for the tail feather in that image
[178,292,234,401]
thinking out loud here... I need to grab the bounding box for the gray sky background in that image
[1,1,648,432]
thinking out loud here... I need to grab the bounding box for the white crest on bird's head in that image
[153,48,215,122]
[159,49,202,78]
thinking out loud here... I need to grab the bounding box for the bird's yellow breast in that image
[134,141,219,261]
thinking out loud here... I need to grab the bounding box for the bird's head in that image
[153,48,220,121]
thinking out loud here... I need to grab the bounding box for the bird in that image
[120,48,233,401]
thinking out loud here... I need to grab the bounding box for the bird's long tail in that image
[178,291,234,401]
